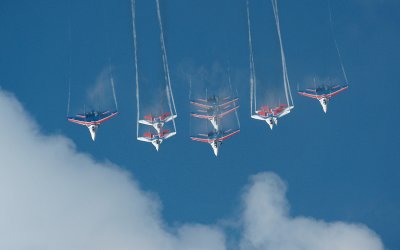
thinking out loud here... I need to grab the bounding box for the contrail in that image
[130,0,140,138]
[156,0,177,118]
[246,0,257,115]
[228,71,241,129]
[110,76,118,111]
[156,0,177,133]
[329,0,348,83]
[271,0,294,106]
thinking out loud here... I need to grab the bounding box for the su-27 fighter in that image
[137,129,176,151]
[138,112,176,134]
[251,104,293,130]
[190,129,240,157]
[298,84,349,113]
[67,110,118,141]
[190,95,239,130]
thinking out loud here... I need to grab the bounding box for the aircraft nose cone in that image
[267,119,274,130]
[88,125,97,141]
[319,98,328,113]
[212,145,219,157]
[152,140,161,152]
[321,103,328,113]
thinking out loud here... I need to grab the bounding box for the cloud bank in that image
[0,89,383,250]
[239,173,384,250]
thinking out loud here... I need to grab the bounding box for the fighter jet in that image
[191,95,239,130]
[138,112,176,134]
[137,129,176,151]
[67,110,118,141]
[191,105,239,130]
[190,129,240,157]
[298,84,349,113]
[190,95,239,110]
[251,104,293,130]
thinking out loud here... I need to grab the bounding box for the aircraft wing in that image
[218,105,239,118]
[276,106,293,118]
[326,84,349,98]
[191,113,214,119]
[137,137,153,143]
[251,114,268,121]
[138,119,153,126]
[190,100,213,109]
[163,131,176,140]
[162,114,177,123]
[67,116,94,126]
[190,137,212,143]
[218,97,239,108]
[95,111,118,125]
[219,129,240,142]
[298,89,320,99]
[272,105,286,114]
[256,110,271,118]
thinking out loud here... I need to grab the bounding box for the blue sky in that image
[0,0,399,249]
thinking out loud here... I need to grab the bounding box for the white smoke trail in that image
[110,76,118,111]
[329,1,349,84]
[165,84,177,132]
[156,0,178,120]
[246,0,257,115]
[271,0,294,106]
[130,0,140,138]
[229,74,241,129]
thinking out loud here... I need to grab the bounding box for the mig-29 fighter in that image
[298,84,348,113]
[251,104,293,130]
[138,112,176,134]
[67,110,118,141]
[137,129,176,151]
[190,129,240,157]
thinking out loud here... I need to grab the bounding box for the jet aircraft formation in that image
[190,95,240,156]
[66,0,349,157]
[137,112,177,151]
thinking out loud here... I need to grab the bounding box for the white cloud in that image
[0,90,224,250]
[239,173,384,250]
[0,89,384,250]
